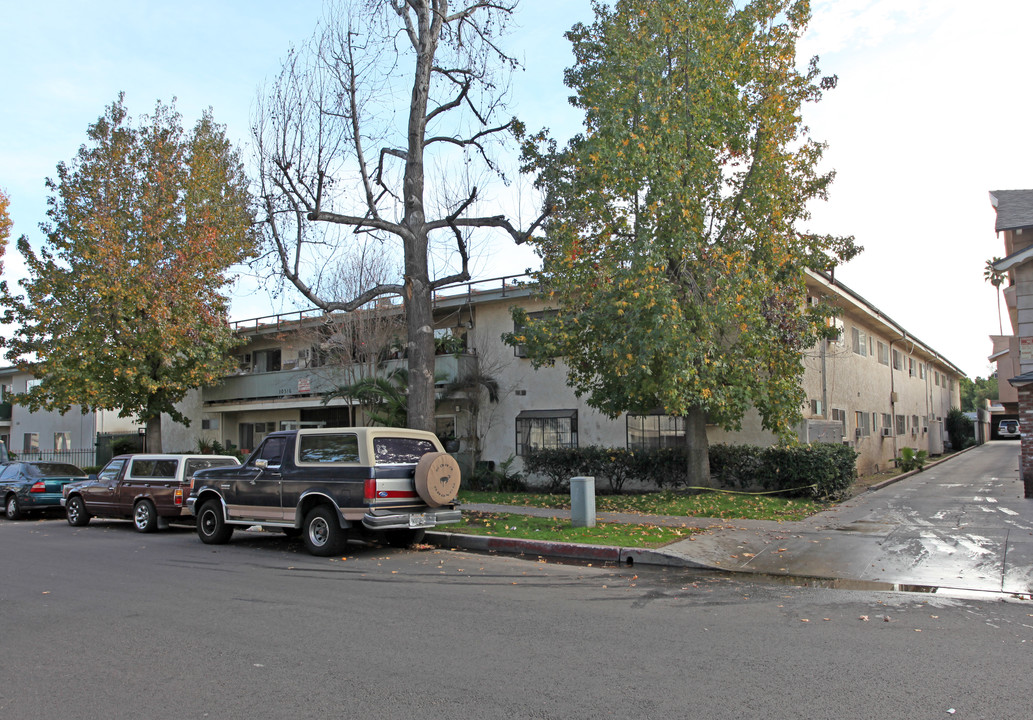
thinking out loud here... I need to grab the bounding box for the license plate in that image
[409,513,429,528]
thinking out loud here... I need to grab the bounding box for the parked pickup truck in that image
[186,428,462,556]
[63,454,242,532]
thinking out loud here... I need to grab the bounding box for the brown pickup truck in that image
[62,454,241,532]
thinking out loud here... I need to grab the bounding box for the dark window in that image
[513,310,558,358]
[185,458,239,476]
[151,460,178,478]
[129,460,157,477]
[627,414,684,450]
[374,437,437,464]
[251,436,287,466]
[253,349,281,373]
[299,434,360,464]
[515,410,578,455]
[98,459,126,482]
[27,462,83,475]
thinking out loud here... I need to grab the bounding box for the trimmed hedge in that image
[523,442,858,501]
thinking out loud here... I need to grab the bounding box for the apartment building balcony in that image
[203,354,480,406]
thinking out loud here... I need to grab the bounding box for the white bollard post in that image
[570,476,596,528]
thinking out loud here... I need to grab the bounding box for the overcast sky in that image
[2,0,1029,380]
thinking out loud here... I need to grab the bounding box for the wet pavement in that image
[436,441,1033,597]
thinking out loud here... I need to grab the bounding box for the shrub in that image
[468,456,526,492]
[522,447,586,492]
[752,443,858,501]
[708,443,763,490]
[896,447,928,473]
[945,407,972,450]
[520,442,856,500]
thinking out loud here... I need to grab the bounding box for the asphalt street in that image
[1,515,1032,719]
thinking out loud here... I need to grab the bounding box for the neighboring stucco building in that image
[196,271,962,478]
[0,365,143,467]
[989,188,1033,496]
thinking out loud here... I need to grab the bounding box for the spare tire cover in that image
[414,452,461,507]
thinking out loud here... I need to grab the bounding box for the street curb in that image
[425,531,713,570]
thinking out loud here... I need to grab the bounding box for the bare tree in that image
[254,0,547,431]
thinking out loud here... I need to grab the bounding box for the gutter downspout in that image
[889,333,907,461]
[821,338,828,420]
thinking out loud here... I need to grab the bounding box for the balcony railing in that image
[229,274,533,333]
[204,354,480,405]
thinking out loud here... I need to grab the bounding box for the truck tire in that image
[133,499,158,533]
[66,496,90,527]
[197,500,233,545]
[414,453,461,507]
[303,506,345,557]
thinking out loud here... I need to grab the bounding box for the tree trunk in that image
[145,415,163,454]
[401,6,436,433]
[405,275,436,432]
[684,405,711,488]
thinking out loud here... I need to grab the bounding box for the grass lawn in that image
[458,489,822,521]
[444,511,697,548]
[441,489,824,548]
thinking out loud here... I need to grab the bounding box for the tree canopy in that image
[0,95,257,451]
[959,376,998,413]
[509,0,859,482]
[0,187,12,270]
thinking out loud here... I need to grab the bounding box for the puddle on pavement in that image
[705,569,1033,603]
[834,521,898,534]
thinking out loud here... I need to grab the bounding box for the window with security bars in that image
[516,412,578,455]
[627,414,685,450]
[895,415,906,435]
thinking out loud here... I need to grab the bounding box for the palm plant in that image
[985,258,1005,334]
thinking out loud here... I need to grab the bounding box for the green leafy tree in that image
[509,0,858,484]
[0,187,12,266]
[959,375,998,413]
[0,95,256,452]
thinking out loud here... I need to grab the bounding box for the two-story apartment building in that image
[0,365,143,467]
[195,271,962,478]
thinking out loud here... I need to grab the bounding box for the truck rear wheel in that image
[303,506,345,556]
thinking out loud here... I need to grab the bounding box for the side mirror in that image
[255,459,269,470]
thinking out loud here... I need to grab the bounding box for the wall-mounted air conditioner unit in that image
[881,428,892,437]
[855,428,862,438]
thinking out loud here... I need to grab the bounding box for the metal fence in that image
[15,448,98,469]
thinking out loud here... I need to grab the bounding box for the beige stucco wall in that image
[466,282,961,477]
[187,274,963,479]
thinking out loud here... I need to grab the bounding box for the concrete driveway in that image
[660,441,1033,596]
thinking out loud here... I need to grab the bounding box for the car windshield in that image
[26,463,84,477]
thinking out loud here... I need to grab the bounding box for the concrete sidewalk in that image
[428,442,1033,597]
